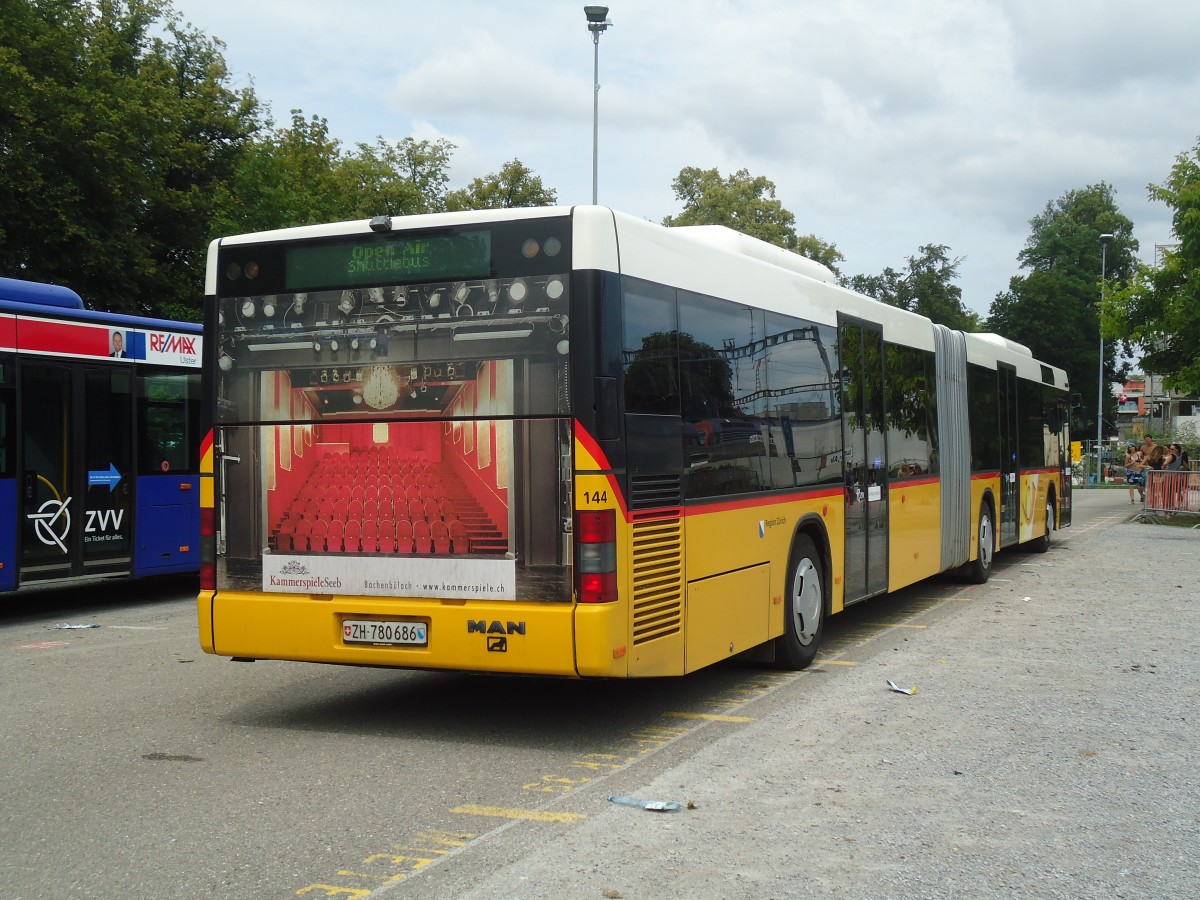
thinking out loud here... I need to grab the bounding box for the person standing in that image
[1124,442,1145,504]
[1143,437,1166,509]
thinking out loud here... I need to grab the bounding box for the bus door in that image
[839,319,888,603]
[997,363,1019,547]
[1056,399,1072,527]
[18,361,134,583]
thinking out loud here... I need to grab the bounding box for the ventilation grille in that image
[630,475,681,510]
[630,509,683,646]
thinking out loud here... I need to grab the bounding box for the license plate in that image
[342,619,428,646]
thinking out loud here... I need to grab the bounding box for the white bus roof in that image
[207,204,1067,387]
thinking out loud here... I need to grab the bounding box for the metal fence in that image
[1142,469,1200,515]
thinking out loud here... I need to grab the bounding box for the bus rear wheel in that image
[775,535,824,670]
[966,502,994,584]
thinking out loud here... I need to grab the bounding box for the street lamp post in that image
[1097,232,1113,485]
[584,6,612,205]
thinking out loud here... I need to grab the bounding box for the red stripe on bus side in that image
[574,421,613,471]
[890,475,940,488]
[0,314,14,351]
[574,421,628,519]
[683,487,844,518]
[18,317,108,356]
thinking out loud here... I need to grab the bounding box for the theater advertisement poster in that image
[262,554,516,600]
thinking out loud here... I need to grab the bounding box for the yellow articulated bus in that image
[198,206,1071,677]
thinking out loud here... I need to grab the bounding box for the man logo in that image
[28,497,72,552]
[467,620,526,636]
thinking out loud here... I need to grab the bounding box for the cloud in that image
[387,31,586,123]
[176,0,1200,312]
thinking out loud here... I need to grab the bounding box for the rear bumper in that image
[199,590,590,676]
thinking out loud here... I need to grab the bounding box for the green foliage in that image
[986,183,1138,437]
[210,112,458,234]
[662,166,843,274]
[0,2,561,322]
[1107,136,1200,395]
[0,0,257,321]
[343,136,456,216]
[209,111,344,235]
[445,159,557,211]
[842,244,982,332]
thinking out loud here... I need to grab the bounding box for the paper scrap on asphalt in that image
[607,795,684,812]
[886,679,917,695]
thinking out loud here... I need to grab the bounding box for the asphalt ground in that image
[397,489,1200,899]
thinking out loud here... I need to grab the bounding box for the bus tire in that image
[775,534,825,670]
[1029,491,1054,554]
[966,501,994,584]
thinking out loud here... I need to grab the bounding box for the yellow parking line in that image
[449,804,586,824]
[812,659,857,666]
[663,712,755,723]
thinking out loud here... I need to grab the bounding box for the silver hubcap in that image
[792,557,822,646]
[979,514,993,569]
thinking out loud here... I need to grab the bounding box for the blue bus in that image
[0,277,203,592]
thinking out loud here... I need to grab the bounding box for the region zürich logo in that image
[28,497,72,552]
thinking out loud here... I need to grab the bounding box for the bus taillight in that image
[200,506,215,591]
[575,509,617,603]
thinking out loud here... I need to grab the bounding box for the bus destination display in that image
[285,231,492,291]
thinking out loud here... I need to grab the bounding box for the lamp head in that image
[584,5,611,33]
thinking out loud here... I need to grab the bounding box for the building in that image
[1117,374,1200,442]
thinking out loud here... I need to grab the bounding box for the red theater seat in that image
[396,519,414,553]
[449,519,468,554]
[344,520,361,553]
[413,520,432,554]
[431,519,449,554]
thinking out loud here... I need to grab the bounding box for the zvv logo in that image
[28,497,72,552]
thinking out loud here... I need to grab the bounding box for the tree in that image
[662,167,843,274]
[1108,136,1200,395]
[209,110,345,236]
[0,0,258,321]
[340,136,456,217]
[445,159,557,211]
[986,183,1138,437]
[842,244,982,332]
[211,114,459,234]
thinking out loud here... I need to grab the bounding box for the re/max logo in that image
[466,620,526,635]
[150,333,197,354]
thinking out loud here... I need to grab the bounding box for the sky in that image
[174,0,1200,316]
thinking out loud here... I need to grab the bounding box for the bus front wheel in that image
[775,535,825,670]
[1028,492,1054,554]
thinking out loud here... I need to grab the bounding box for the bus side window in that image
[621,278,679,415]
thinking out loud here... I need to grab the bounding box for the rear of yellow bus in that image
[198,209,634,677]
